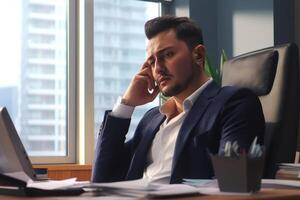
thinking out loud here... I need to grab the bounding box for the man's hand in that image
[122,62,159,107]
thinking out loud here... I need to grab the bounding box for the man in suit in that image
[92,16,265,184]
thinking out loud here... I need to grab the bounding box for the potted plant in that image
[205,49,227,86]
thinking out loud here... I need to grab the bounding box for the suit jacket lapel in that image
[171,81,221,173]
[126,111,165,180]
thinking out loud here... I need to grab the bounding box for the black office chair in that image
[221,43,300,178]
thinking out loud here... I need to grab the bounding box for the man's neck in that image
[173,76,209,114]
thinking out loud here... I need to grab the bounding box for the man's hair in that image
[145,16,204,50]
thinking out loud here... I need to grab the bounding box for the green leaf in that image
[219,49,228,82]
[205,55,219,85]
[205,55,215,78]
[204,50,228,86]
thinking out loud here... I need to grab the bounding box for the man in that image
[92,16,265,184]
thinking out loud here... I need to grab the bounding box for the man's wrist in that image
[120,98,130,106]
[110,96,135,119]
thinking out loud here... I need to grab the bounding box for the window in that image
[0,0,167,164]
[0,0,75,163]
[29,4,55,14]
[93,0,161,140]
[29,19,56,29]
[29,34,56,44]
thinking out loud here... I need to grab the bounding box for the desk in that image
[33,164,92,181]
[1,189,300,200]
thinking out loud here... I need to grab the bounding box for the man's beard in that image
[159,63,199,97]
[161,78,192,97]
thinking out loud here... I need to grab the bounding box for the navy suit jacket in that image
[92,81,265,183]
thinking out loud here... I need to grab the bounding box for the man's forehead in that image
[146,30,178,56]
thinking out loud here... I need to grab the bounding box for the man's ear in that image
[193,44,205,66]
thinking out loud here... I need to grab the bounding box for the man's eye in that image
[165,51,174,58]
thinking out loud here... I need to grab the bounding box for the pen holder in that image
[210,153,265,193]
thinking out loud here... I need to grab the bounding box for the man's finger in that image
[140,61,151,70]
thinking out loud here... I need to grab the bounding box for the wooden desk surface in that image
[1,189,300,200]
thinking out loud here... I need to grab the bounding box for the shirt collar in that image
[160,78,213,118]
[183,78,213,111]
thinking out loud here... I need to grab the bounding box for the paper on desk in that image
[87,179,200,198]
[183,179,300,195]
[89,178,156,191]
[182,179,254,195]
[262,179,300,188]
[27,178,77,190]
[86,179,156,197]
[147,184,199,198]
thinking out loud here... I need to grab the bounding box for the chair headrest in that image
[222,50,278,96]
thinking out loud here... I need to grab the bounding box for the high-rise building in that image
[94,0,159,139]
[19,0,158,156]
[20,0,67,156]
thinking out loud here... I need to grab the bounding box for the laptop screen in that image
[0,107,37,182]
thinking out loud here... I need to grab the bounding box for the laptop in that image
[0,107,39,183]
[0,107,84,196]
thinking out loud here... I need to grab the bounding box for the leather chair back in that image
[222,43,300,178]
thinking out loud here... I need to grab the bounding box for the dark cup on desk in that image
[210,153,265,193]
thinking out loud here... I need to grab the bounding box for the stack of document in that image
[84,179,200,198]
[86,179,258,197]
[276,163,300,180]
[0,177,84,196]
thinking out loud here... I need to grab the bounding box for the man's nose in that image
[154,58,165,73]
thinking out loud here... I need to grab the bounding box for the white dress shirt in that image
[111,79,212,183]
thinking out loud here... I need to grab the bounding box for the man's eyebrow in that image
[147,46,175,61]
[157,46,174,55]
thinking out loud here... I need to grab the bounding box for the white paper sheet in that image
[27,178,77,190]
[182,179,254,195]
[147,184,199,197]
[86,178,300,197]
[89,178,156,190]
[86,179,200,198]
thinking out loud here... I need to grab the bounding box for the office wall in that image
[173,0,218,66]
[223,0,273,56]
[295,0,300,51]
[295,0,300,151]
[174,0,295,65]
[274,0,295,45]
